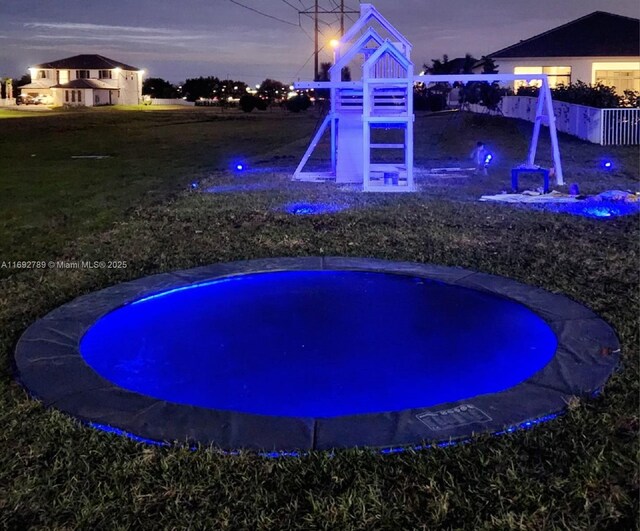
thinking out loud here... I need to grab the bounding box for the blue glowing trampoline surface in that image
[80,271,558,418]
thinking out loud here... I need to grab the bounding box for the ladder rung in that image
[370,143,404,149]
[365,116,411,123]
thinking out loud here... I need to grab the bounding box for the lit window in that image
[514,66,571,89]
[543,66,571,88]
[595,69,640,94]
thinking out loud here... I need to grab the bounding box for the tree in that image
[13,73,31,90]
[424,54,477,75]
[425,54,449,75]
[219,80,248,99]
[318,62,331,82]
[481,56,499,74]
[257,79,288,102]
[460,54,477,75]
[315,62,332,100]
[142,78,178,99]
[182,76,221,101]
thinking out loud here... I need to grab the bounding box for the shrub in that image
[255,98,268,111]
[462,82,506,110]
[239,95,257,113]
[516,81,639,108]
[621,89,640,108]
[285,95,311,113]
[413,89,447,112]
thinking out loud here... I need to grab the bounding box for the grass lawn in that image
[0,106,638,530]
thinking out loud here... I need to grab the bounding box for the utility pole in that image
[314,0,319,81]
[298,1,359,81]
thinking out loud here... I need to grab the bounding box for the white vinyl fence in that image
[470,96,639,146]
[149,98,195,106]
[601,108,640,146]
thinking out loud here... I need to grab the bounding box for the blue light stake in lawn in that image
[294,3,564,192]
[231,161,247,173]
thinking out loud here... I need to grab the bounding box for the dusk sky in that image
[1,0,638,84]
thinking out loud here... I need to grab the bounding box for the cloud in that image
[22,20,217,49]
[31,33,206,45]
[24,22,178,34]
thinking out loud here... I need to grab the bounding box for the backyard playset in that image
[294,3,565,192]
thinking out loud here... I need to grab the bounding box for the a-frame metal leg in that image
[293,114,332,180]
[544,81,564,185]
[528,85,546,166]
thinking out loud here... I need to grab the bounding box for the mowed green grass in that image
[0,107,320,264]
[0,106,638,530]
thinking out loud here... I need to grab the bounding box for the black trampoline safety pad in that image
[14,257,620,452]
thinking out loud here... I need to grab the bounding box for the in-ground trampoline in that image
[15,257,619,452]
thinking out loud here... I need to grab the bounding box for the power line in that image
[228,0,299,26]
[300,12,334,28]
[293,49,318,79]
[298,18,315,42]
[280,0,300,11]
[297,1,359,80]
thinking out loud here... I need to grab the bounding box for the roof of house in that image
[52,79,117,90]
[19,81,52,90]
[490,11,640,58]
[33,54,140,71]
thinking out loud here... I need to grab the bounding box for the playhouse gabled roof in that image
[363,39,413,77]
[341,4,411,53]
[330,27,386,77]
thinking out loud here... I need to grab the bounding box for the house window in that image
[65,90,69,103]
[77,91,82,103]
[57,70,70,85]
[71,91,75,103]
[99,70,112,79]
[544,66,571,88]
[36,70,47,79]
[76,70,90,79]
[514,66,572,90]
[595,70,640,94]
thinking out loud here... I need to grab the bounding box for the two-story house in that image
[20,54,144,106]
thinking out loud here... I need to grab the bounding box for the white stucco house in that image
[19,54,144,106]
[489,12,640,94]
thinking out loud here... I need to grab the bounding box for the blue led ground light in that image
[15,258,620,451]
[534,201,639,219]
[282,202,347,216]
